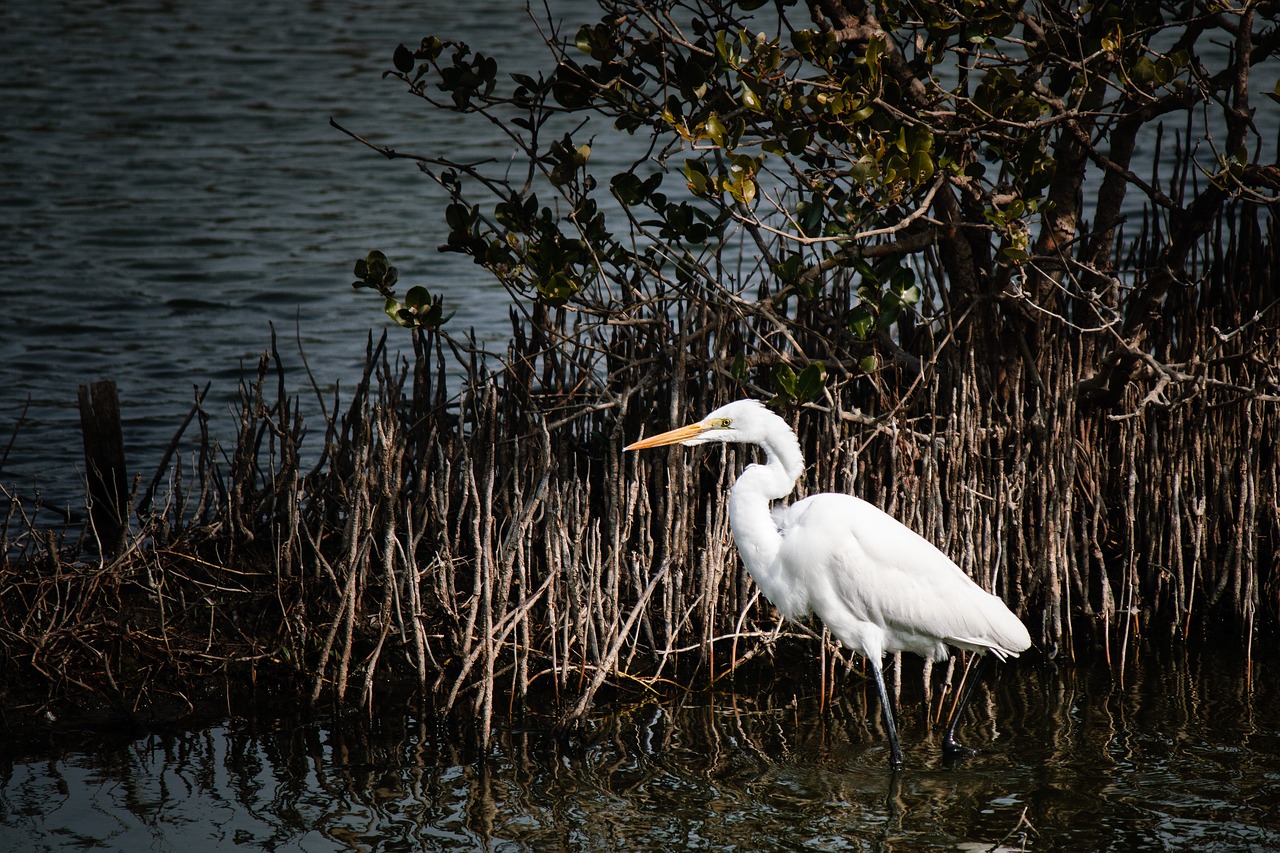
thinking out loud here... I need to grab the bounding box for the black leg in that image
[870,658,905,770]
[943,654,990,758]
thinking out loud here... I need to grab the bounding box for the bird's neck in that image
[738,428,805,501]
[727,426,805,610]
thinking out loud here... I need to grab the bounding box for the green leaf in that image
[537,271,578,304]
[419,36,443,62]
[684,160,710,195]
[908,149,934,183]
[703,113,727,147]
[724,171,757,204]
[1132,56,1158,87]
[445,204,468,230]
[393,44,415,74]
[611,173,646,205]
[404,285,431,309]
[774,364,797,395]
[425,304,455,328]
[848,304,875,341]
[715,30,734,67]
[865,33,885,69]
[849,155,877,183]
[796,362,826,402]
[772,254,805,285]
[787,128,810,155]
[384,297,405,325]
[878,301,902,329]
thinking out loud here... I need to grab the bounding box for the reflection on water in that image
[2,646,1276,851]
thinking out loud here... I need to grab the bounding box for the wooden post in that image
[78,379,129,556]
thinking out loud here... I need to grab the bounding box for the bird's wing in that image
[775,493,1030,659]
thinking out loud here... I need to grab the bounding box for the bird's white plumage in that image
[625,397,1031,767]
[774,492,1029,661]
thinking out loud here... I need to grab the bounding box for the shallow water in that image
[2,646,1277,851]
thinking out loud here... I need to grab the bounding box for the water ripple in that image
[2,0,582,498]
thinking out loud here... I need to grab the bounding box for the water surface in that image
[2,647,1276,851]
[0,0,602,505]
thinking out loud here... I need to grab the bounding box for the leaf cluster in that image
[353,250,453,330]
[352,0,1280,411]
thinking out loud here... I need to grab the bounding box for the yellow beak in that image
[624,422,708,451]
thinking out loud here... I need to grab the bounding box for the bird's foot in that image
[942,737,978,760]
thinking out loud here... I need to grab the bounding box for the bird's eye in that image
[709,418,732,429]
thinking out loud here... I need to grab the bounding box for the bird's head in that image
[624,399,782,450]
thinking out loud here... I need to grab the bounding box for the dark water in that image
[2,647,1277,852]
[0,0,607,506]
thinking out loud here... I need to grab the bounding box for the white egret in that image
[625,398,1031,769]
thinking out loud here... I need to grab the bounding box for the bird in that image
[625,398,1031,769]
